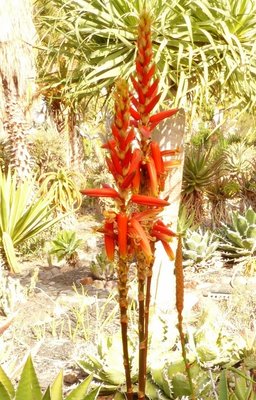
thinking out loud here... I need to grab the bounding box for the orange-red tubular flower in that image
[161,240,175,261]
[146,156,158,196]
[104,221,115,261]
[81,187,121,199]
[164,160,181,170]
[150,141,164,175]
[153,220,177,236]
[117,212,128,258]
[131,194,170,207]
[151,230,173,243]
[129,218,152,261]
[149,109,179,124]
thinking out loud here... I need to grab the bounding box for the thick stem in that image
[137,255,147,400]
[144,259,153,379]
[118,257,133,400]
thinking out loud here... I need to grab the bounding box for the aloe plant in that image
[181,147,223,223]
[39,168,84,212]
[0,170,63,273]
[49,230,83,267]
[218,207,256,261]
[0,355,100,400]
[183,228,220,268]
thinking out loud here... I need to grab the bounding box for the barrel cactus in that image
[218,207,256,261]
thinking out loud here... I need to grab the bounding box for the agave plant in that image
[218,207,256,262]
[183,229,220,269]
[0,170,63,273]
[78,334,138,393]
[0,355,100,400]
[49,230,84,267]
[39,169,84,212]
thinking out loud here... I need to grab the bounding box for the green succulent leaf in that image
[49,370,63,400]
[218,370,229,400]
[0,365,15,398]
[15,356,42,400]
[0,382,11,400]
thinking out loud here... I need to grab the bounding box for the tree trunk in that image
[151,110,185,311]
[0,0,36,179]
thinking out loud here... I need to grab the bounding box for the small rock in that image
[93,280,105,290]
[64,373,78,385]
[79,277,93,285]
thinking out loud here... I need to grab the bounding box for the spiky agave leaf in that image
[218,207,256,261]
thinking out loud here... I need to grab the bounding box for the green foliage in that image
[0,355,100,400]
[183,228,220,268]
[28,126,67,176]
[190,124,211,148]
[78,334,138,392]
[177,204,197,235]
[224,142,256,185]
[49,230,83,267]
[0,170,63,273]
[218,207,256,261]
[218,367,256,400]
[39,169,84,212]
[89,252,115,280]
[182,147,223,222]
[36,0,256,113]
[146,304,247,399]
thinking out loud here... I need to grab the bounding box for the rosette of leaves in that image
[218,207,256,261]
[39,168,84,212]
[181,147,223,223]
[183,228,220,269]
[224,141,256,185]
[49,230,83,267]
[147,352,212,399]
[78,334,138,393]
[89,252,115,280]
[0,355,100,400]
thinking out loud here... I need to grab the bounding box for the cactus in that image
[183,229,220,268]
[218,207,256,261]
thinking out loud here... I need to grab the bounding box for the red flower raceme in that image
[130,11,179,137]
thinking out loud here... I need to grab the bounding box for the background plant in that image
[89,252,116,281]
[39,168,84,212]
[181,146,223,224]
[0,170,63,273]
[183,228,220,269]
[0,355,100,400]
[218,207,256,263]
[49,230,84,268]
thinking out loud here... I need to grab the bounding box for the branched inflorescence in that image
[81,10,183,400]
